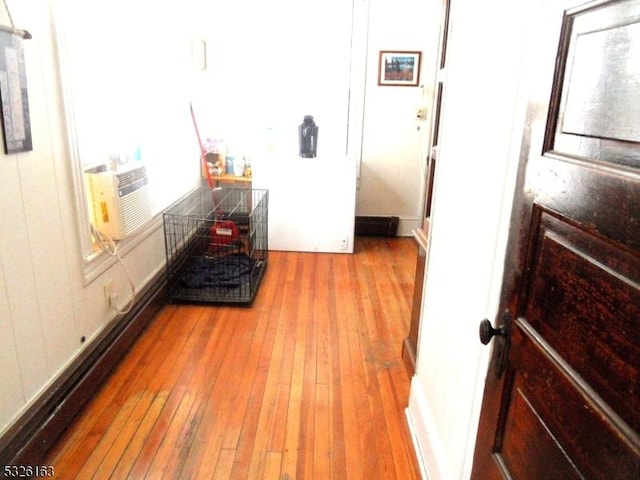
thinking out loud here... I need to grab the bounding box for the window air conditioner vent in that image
[85,165,152,240]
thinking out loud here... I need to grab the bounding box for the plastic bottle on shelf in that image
[225,156,235,177]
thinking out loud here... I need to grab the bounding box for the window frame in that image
[54,3,198,284]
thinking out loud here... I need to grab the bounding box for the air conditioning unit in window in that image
[85,164,152,240]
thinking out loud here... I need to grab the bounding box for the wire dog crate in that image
[163,186,268,304]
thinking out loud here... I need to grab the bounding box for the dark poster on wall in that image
[0,30,32,154]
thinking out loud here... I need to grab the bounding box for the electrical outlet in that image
[104,280,113,309]
[109,293,119,309]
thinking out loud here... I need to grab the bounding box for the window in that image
[54,1,200,281]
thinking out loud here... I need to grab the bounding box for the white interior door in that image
[249,1,358,253]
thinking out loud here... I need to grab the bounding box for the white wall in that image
[357,0,442,236]
[406,1,530,478]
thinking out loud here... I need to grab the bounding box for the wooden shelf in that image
[214,174,252,183]
[207,174,253,188]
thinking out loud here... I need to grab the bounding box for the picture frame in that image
[0,30,32,153]
[378,51,422,87]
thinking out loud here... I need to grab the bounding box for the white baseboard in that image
[405,407,429,480]
[405,377,452,480]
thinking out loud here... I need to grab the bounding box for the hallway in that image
[45,238,421,479]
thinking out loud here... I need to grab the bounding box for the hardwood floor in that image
[45,237,421,479]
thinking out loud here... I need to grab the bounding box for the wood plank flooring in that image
[45,237,421,479]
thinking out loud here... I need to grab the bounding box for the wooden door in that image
[424,0,450,221]
[472,0,640,478]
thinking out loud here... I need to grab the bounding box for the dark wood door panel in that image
[521,210,640,429]
[531,155,640,252]
[507,320,639,479]
[499,374,583,480]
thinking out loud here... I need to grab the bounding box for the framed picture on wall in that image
[378,51,421,87]
[0,30,32,153]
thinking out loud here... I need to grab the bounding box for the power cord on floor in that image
[91,224,136,315]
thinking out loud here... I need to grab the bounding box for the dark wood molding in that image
[401,337,418,377]
[402,227,429,377]
[0,271,168,468]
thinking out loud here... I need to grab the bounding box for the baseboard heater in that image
[355,216,399,237]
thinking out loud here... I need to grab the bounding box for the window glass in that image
[55,0,199,263]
